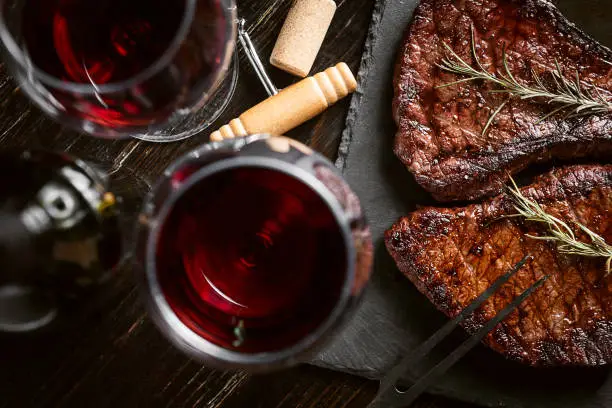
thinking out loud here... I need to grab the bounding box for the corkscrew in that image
[210,18,357,141]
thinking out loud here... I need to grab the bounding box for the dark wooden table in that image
[0,1,476,407]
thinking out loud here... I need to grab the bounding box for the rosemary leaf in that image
[232,319,246,347]
[434,77,481,88]
[507,177,612,276]
[482,100,508,136]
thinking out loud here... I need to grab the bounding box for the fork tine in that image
[370,255,536,407]
[377,255,531,395]
[374,275,549,408]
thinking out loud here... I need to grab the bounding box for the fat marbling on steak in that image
[393,0,612,201]
[385,165,612,366]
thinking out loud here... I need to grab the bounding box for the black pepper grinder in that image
[0,150,121,333]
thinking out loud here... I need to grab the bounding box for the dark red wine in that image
[19,0,227,127]
[156,167,347,352]
[22,0,186,84]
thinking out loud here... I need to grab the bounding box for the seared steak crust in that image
[385,165,612,366]
[393,0,612,201]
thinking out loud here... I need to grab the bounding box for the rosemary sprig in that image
[437,29,612,135]
[507,177,612,276]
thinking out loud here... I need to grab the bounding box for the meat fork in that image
[369,255,548,407]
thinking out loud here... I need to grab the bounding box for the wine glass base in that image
[0,285,58,333]
[133,53,239,143]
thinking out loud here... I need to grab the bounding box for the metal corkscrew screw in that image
[237,18,278,97]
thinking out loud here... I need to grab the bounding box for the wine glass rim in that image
[0,0,237,95]
[141,148,358,369]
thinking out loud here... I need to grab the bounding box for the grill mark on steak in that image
[393,0,612,201]
[385,165,612,366]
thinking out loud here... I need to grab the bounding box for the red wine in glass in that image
[0,0,235,137]
[136,136,373,370]
[155,167,348,353]
[22,0,186,85]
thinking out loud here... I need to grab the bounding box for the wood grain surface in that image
[0,1,476,407]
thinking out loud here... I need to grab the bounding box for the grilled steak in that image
[393,0,612,201]
[385,165,612,366]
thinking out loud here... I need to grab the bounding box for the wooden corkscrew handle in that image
[210,62,357,141]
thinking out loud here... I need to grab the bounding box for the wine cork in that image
[270,0,337,78]
[210,62,357,141]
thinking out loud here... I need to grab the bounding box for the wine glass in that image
[134,135,374,370]
[0,150,122,332]
[0,0,237,142]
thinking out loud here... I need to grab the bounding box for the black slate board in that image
[311,0,612,407]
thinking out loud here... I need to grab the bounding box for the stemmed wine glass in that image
[0,0,237,142]
[135,135,374,370]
